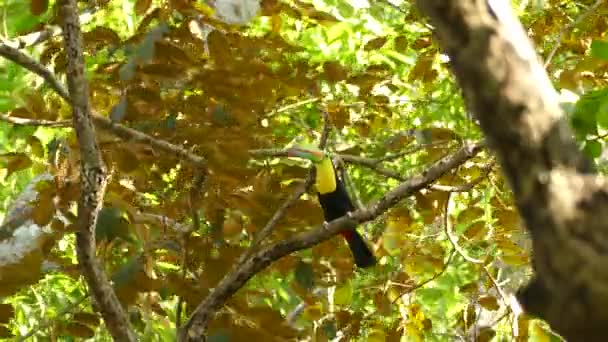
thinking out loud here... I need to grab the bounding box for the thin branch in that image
[482,266,509,308]
[443,192,484,264]
[250,148,408,181]
[430,162,494,192]
[92,115,206,167]
[0,113,71,127]
[178,142,482,341]
[377,141,452,163]
[267,97,320,116]
[392,249,456,303]
[543,0,603,68]
[0,43,69,99]
[133,213,191,234]
[0,40,207,168]
[1,10,95,50]
[339,154,406,180]
[59,0,135,340]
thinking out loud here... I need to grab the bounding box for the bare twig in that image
[178,142,482,341]
[59,0,135,340]
[543,0,603,68]
[0,113,71,127]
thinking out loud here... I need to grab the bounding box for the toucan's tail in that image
[341,230,376,268]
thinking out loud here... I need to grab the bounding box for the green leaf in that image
[591,40,608,61]
[333,281,353,306]
[583,140,602,159]
[294,261,315,290]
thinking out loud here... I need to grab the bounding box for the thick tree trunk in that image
[415,1,608,341]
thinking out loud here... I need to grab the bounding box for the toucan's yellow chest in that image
[315,158,337,195]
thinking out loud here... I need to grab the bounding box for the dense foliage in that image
[0,0,606,340]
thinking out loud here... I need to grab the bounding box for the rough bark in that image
[415,1,608,340]
[59,1,136,340]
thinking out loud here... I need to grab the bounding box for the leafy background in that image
[0,0,606,340]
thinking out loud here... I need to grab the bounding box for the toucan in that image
[287,144,376,268]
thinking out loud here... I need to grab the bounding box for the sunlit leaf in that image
[333,282,352,306]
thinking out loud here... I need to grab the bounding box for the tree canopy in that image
[0,0,607,340]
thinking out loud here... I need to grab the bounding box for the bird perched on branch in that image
[287,144,376,268]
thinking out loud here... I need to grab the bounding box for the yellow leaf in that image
[271,14,282,33]
[27,136,45,159]
[457,206,485,223]
[500,254,529,266]
[368,328,386,342]
[302,303,323,321]
[333,282,352,306]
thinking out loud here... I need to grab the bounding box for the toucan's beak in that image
[287,146,325,163]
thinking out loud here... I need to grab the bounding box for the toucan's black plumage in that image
[315,162,377,268]
[287,145,376,268]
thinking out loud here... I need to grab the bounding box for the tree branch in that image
[178,142,482,341]
[0,43,69,99]
[0,39,206,168]
[415,1,608,339]
[1,7,95,49]
[0,113,71,127]
[430,162,494,192]
[59,1,135,340]
[543,0,603,68]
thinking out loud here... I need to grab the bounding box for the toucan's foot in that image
[322,221,330,230]
[346,211,354,219]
